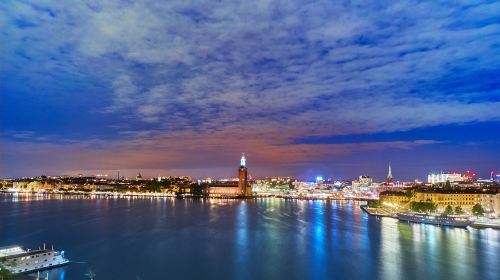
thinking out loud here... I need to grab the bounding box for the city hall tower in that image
[238,154,251,196]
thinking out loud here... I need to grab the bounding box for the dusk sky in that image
[1,0,499,180]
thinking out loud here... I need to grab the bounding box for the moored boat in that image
[0,244,69,274]
[397,212,474,227]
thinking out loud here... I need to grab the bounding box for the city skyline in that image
[1,1,499,179]
[1,2,499,280]
[1,155,496,183]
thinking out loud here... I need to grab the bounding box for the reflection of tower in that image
[238,154,250,196]
[386,163,393,185]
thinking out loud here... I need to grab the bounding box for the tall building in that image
[238,154,251,196]
[386,163,393,185]
[206,154,252,197]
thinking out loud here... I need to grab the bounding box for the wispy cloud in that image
[1,0,499,177]
[0,126,443,178]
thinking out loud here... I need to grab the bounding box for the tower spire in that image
[240,153,246,167]
[386,162,393,185]
[238,153,250,196]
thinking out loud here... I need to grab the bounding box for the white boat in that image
[0,244,69,274]
[0,245,25,258]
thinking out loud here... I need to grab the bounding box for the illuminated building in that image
[414,190,481,213]
[427,172,463,184]
[352,175,373,193]
[381,189,500,217]
[316,176,324,184]
[238,154,252,196]
[380,191,410,206]
[206,154,252,197]
[360,175,373,186]
[480,193,500,218]
[135,173,143,181]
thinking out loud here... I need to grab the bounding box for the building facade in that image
[380,191,410,208]
[379,189,500,217]
[480,193,500,218]
[427,172,463,184]
[206,154,252,197]
[414,189,500,216]
[352,175,373,193]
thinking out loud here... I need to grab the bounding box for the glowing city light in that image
[240,154,246,167]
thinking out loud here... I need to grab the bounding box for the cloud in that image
[105,76,171,122]
[1,0,499,176]
[0,125,443,178]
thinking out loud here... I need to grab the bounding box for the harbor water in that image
[1,193,499,279]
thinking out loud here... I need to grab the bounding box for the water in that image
[1,193,499,280]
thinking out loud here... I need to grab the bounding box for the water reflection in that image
[234,202,249,279]
[1,195,498,280]
[310,201,327,279]
[380,218,402,279]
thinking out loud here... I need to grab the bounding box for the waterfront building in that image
[414,189,500,215]
[252,177,293,193]
[205,181,241,197]
[12,181,29,189]
[238,154,251,195]
[480,193,500,218]
[379,188,500,217]
[380,191,410,206]
[206,154,252,197]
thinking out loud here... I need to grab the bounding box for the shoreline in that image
[0,189,374,202]
[360,204,397,218]
[360,205,500,230]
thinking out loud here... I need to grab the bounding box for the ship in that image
[397,212,475,227]
[0,244,69,274]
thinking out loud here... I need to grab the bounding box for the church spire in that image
[387,162,393,184]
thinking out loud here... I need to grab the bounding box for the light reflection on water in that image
[380,218,402,279]
[0,193,498,280]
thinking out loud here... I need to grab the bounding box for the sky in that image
[1,0,499,181]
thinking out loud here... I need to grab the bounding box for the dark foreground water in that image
[1,194,499,280]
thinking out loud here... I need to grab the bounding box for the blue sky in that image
[1,0,499,180]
